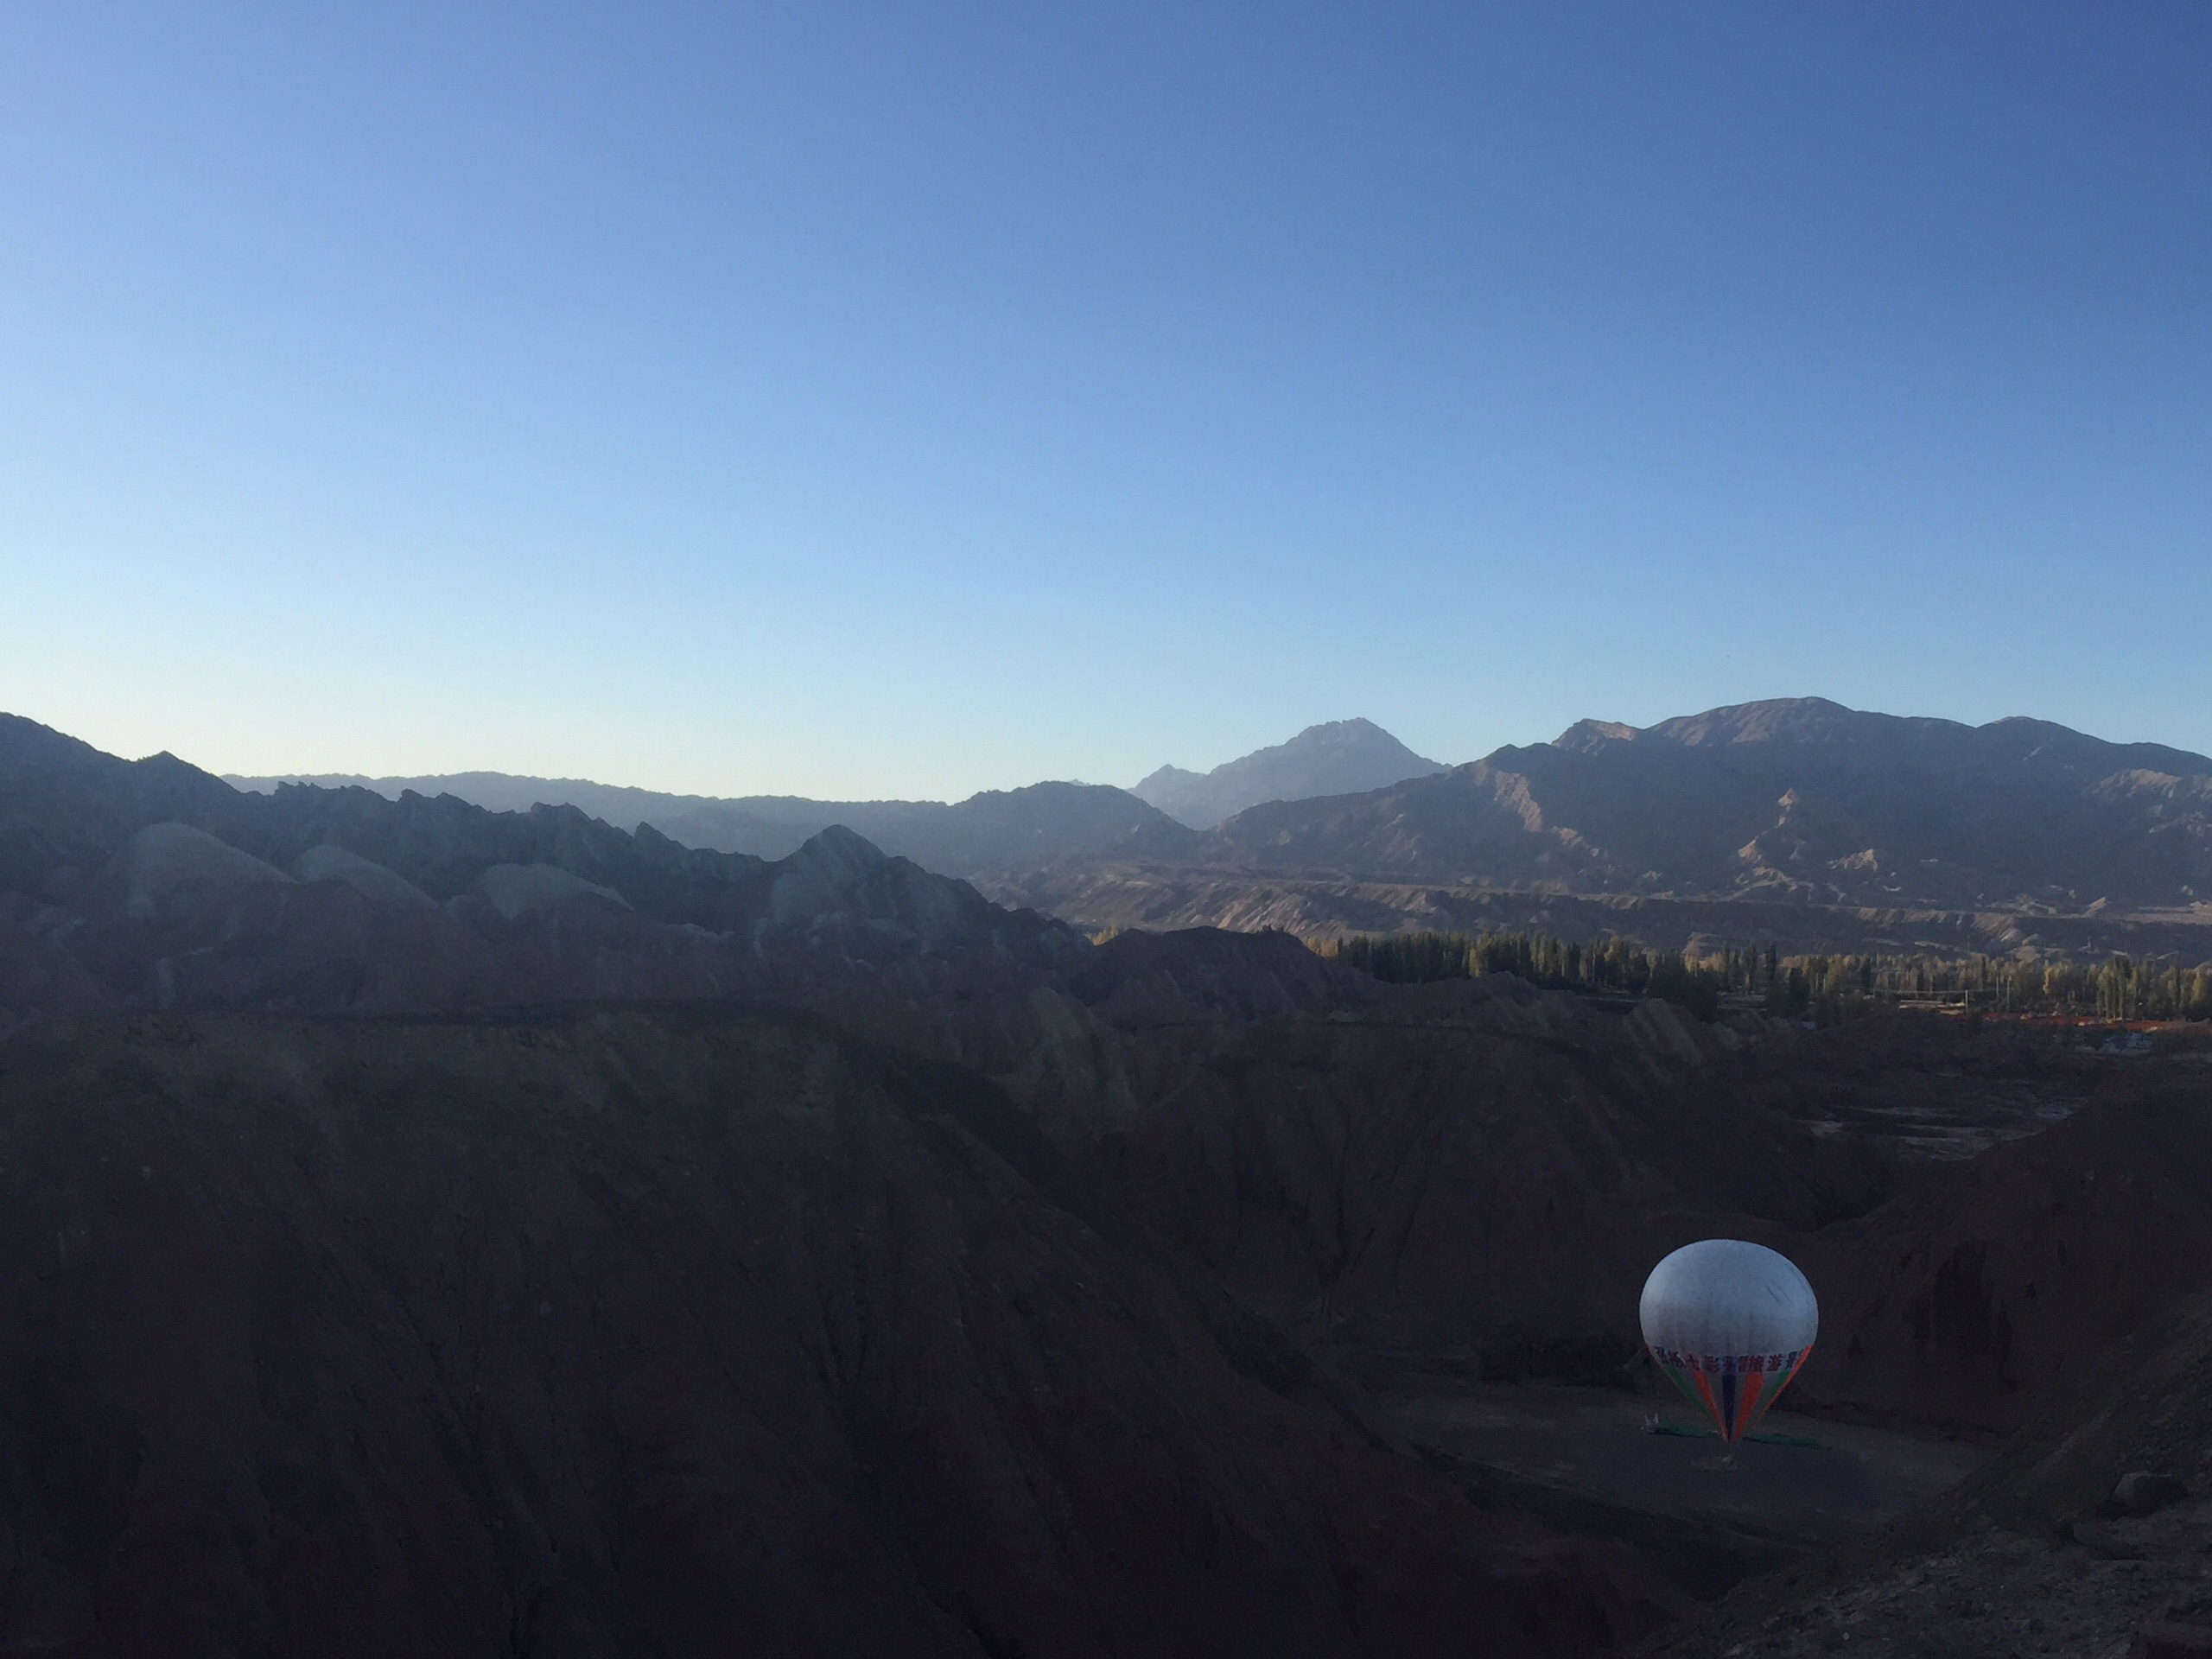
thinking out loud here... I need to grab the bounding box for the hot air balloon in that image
[1639,1239,1817,1444]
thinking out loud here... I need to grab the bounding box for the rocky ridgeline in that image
[0,714,1085,1022]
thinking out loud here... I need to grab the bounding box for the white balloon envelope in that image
[1639,1239,1818,1443]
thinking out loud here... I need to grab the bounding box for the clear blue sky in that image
[3,3,2208,798]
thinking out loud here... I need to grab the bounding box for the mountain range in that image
[220,768,1177,879]
[220,716,1452,872]
[1010,699,2212,959]
[229,718,1444,851]
[1198,699,2212,907]
[235,698,2212,961]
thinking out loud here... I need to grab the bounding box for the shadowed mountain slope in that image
[1061,932,1888,1384]
[1790,1065,2212,1435]
[0,1001,1678,1658]
[1192,700,2212,911]
[1132,719,1446,830]
[224,764,1186,878]
[992,702,2212,954]
[0,713,1708,1656]
[4,714,1077,967]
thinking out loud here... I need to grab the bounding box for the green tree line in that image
[1314,930,1728,1017]
[1312,930,2212,1023]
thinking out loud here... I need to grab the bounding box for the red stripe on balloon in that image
[1690,1369,1725,1439]
[1734,1370,1765,1439]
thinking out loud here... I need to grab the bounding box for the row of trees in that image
[1317,930,1730,1017]
[1820,950,2212,1021]
[1312,929,2212,1023]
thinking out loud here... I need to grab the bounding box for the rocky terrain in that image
[6,710,2212,1656]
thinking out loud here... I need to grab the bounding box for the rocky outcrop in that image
[104,822,294,924]
[467,861,633,920]
[1793,1068,2212,1433]
[292,842,437,912]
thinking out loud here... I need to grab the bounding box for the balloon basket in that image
[1642,1414,1824,1450]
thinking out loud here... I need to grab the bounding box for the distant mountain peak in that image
[1553,719,1638,749]
[1131,719,1446,829]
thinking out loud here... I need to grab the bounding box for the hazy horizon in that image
[4,4,2208,798]
[125,693,2212,810]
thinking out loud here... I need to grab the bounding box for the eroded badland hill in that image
[3,710,2210,1656]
